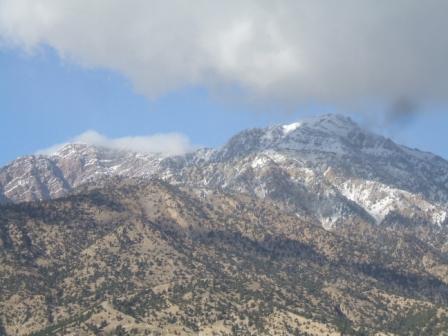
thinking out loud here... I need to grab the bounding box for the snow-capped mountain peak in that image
[1,114,447,230]
[288,114,358,136]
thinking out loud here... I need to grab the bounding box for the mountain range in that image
[1,114,448,335]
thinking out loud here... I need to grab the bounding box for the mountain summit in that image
[217,114,360,160]
[1,114,447,230]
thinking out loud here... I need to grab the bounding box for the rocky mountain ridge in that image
[1,114,447,231]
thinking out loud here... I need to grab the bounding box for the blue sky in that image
[1,46,448,166]
[0,46,329,164]
[1,1,447,166]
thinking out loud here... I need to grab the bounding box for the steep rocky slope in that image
[1,179,448,335]
[1,115,447,231]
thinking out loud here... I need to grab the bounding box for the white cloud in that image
[1,0,447,108]
[37,130,195,156]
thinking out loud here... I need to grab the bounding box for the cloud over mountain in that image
[1,0,447,109]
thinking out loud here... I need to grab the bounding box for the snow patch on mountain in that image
[338,178,448,225]
[282,122,302,134]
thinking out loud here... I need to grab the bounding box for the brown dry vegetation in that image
[1,179,448,335]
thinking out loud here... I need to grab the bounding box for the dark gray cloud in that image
[387,98,419,125]
[0,0,447,115]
